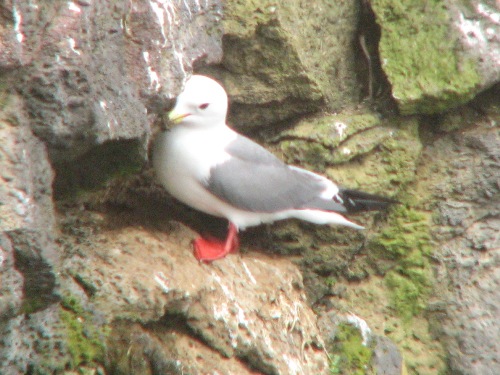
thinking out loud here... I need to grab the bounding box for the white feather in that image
[153,75,364,231]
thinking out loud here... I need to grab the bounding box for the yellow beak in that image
[168,109,190,124]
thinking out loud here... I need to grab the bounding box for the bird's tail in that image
[338,189,398,213]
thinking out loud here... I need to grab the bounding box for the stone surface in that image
[420,91,500,375]
[450,0,500,88]
[7,0,222,164]
[370,0,499,115]
[0,0,499,374]
[60,206,328,375]
[0,91,63,372]
[372,336,405,375]
[0,0,223,373]
[318,311,407,374]
[202,0,363,130]
[260,110,450,373]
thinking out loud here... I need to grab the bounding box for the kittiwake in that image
[153,75,396,262]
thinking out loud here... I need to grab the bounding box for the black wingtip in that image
[338,189,399,213]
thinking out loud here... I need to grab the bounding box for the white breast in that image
[152,125,237,217]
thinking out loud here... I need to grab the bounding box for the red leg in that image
[193,222,239,262]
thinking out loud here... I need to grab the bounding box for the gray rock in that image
[0,94,61,372]
[373,336,404,375]
[1,0,499,374]
[0,0,223,373]
[449,0,500,89]
[6,0,222,163]
[425,104,500,375]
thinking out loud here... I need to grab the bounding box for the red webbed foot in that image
[193,222,239,262]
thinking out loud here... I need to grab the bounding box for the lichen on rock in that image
[1,0,499,374]
[370,0,483,115]
[60,293,108,369]
[272,111,422,195]
[58,207,329,374]
[370,206,433,321]
[206,0,363,129]
[329,322,373,375]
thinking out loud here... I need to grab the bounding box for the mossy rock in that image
[329,117,422,196]
[210,1,362,128]
[371,0,481,115]
[60,294,108,369]
[329,323,374,375]
[274,112,421,196]
[369,206,433,321]
[268,112,424,302]
[277,112,391,168]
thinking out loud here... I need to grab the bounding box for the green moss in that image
[0,77,10,110]
[373,206,432,260]
[223,0,276,37]
[371,0,481,114]
[278,116,425,298]
[222,0,358,106]
[319,118,422,204]
[61,294,85,315]
[330,323,373,375]
[279,112,381,148]
[380,138,418,187]
[20,297,51,315]
[221,7,323,103]
[60,294,108,368]
[278,112,390,169]
[221,0,364,117]
[370,206,433,321]
[385,271,428,321]
[329,354,342,375]
[325,277,337,287]
[280,140,333,172]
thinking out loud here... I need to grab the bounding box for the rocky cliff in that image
[0,1,498,374]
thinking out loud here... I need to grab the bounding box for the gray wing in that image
[204,135,346,213]
[224,133,283,165]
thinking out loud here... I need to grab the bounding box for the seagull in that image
[153,75,396,262]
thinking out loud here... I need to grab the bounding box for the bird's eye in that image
[199,103,209,110]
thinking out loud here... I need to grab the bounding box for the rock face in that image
[203,0,363,129]
[60,208,328,374]
[1,0,224,373]
[422,95,500,375]
[370,0,500,115]
[7,0,221,163]
[1,0,499,374]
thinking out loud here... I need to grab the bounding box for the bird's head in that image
[168,75,228,129]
